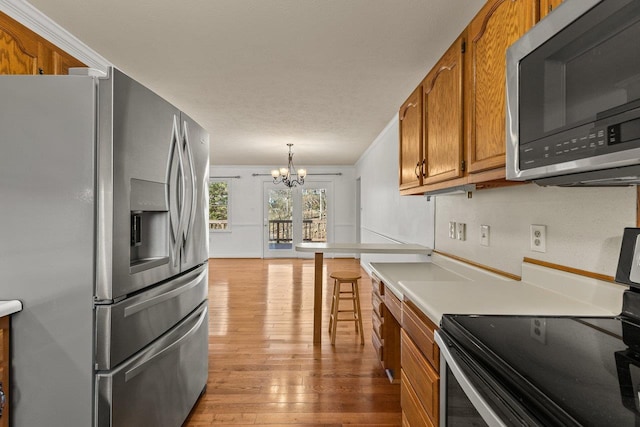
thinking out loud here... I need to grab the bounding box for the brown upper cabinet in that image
[400,0,540,194]
[465,0,538,177]
[0,11,84,75]
[422,34,465,186]
[399,85,424,190]
[540,0,564,19]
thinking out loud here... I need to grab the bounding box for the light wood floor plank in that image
[184,258,401,426]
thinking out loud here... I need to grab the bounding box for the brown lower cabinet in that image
[401,300,440,426]
[370,278,442,425]
[0,316,10,427]
[370,275,402,383]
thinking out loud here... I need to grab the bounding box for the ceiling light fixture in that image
[271,143,306,188]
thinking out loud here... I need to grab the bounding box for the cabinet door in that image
[423,35,465,185]
[465,0,538,174]
[0,12,45,74]
[399,85,423,190]
[52,49,85,75]
[540,0,564,19]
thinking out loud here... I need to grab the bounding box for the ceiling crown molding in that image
[0,0,111,72]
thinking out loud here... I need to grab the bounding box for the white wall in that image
[209,165,356,258]
[355,116,435,268]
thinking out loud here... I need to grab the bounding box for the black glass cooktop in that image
[441,313,640,426]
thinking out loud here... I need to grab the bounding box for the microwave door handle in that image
[435,332,507,427]
[182,120,198,250]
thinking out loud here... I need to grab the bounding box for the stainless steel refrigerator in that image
[0,67,210,426]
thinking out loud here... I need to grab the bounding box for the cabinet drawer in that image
[401,330,439,425]
[402,299,439,370]
[372,328,383,363]
[401,370,434,427]
[371,274,385,296]
[384,286,402,323]
[372,291,384,318]
[372,311,383,339]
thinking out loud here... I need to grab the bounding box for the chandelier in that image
[271,143,307,188]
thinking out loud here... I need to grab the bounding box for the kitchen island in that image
[294,242,431,344]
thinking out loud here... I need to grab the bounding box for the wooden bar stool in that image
[328,270,364,345]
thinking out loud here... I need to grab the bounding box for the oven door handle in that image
[435,331,507,427]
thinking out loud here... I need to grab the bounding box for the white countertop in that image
[295,242,431,255]
[368,255,626,326]
[369,262,469,300]
[0,300,23,317]
[401,279,619,325]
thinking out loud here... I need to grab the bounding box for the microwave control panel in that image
[519,117,640,170]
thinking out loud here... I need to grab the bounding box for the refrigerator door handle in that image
[181,120,198,254]
[124,305,207,382]
[169,115,186,267]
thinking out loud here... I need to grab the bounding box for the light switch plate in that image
[456,223,466,241]
[480,225,490,246]
[449,222,456,239]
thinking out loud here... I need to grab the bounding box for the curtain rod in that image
[251,172,342,177]
[210,175,241,179]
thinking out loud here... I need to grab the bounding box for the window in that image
[209,180,230,231]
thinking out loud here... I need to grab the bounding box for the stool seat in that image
[328,270,364,345]
[330,271,362,281]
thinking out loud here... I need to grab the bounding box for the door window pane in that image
[302,188,327,243]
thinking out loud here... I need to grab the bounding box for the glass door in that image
[263,182,330,258]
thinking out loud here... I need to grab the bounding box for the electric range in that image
[435,228,640,426]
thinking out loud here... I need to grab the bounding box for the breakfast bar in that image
[294,242,431,344]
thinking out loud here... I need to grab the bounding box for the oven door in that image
[435,331,544,427]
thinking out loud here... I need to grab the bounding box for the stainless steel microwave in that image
[506,0,640,186]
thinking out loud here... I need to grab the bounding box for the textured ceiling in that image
[26,0,485,166]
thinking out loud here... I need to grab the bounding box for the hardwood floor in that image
[184,258,402,426]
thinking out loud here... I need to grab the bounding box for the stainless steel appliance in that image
[0,67,210,426]
[435,228,640,426]
[506,0,640,186]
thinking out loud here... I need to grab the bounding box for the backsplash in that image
[435,184,636,277]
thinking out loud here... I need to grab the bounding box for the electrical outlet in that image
[456,223,466,241]
[480,225,490,246]
[449,222,456,239]
[530,318,546,344]
[530,224,547,252]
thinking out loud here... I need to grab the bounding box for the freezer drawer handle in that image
[124,306,207,382]
[123,268,206,318]
[0,380,5,418]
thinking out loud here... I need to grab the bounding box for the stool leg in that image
[354,279,364,345]
[329,280,338,333]
[330,280,340,345]
[351,281,358,333]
